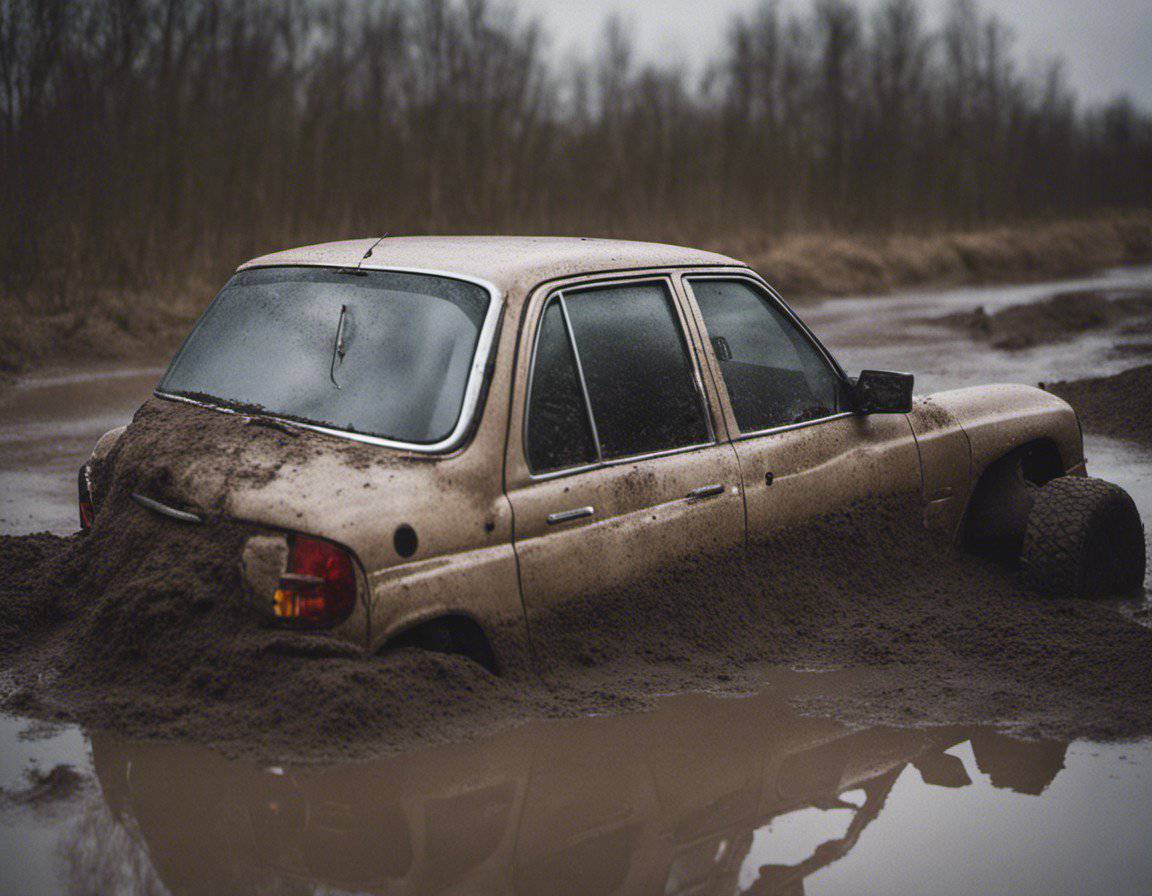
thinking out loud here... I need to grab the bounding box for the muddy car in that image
[78,237,1146,672]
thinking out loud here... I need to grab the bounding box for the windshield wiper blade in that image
[330,304,348,389]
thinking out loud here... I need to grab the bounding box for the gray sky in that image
[516,0,1152,107]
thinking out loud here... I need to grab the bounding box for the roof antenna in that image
[357,234,388,270]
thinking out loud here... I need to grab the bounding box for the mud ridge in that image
[1046,365,1152,449]
[934,287,1152,350]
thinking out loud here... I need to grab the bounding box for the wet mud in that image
[934,287,1152,350]
[1046,364,1152,449]
[2,460,1152,759]
[91,397,391,515]
[0,765,89,811]
[11,676,1152,896]
[75,690,1079,896]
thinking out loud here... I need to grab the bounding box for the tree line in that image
[2,0,1150,305]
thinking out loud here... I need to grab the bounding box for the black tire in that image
[1021,476,1146,599]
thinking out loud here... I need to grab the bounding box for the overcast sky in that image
[515,0,1152,107]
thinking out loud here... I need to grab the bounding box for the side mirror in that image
[854,369,914,414]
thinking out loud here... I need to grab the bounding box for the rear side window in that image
[525,279,710,473]
[526,300,598,473]
[563,283,709,459]
[689,278,850,433]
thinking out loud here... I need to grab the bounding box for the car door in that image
[504,275,745,665]
[679,272,922,542]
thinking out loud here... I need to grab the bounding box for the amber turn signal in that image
[272,534,357,628]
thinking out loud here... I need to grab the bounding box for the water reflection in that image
[85,688,1069,896]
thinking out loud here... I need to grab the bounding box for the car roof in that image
[237,236,745,297]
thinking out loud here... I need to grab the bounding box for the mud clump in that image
[530,499,1152,743]
[936,288,1152,350]
[0,495,540,760]
[1046,365,1152,448]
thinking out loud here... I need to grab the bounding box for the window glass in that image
[690,278,849,433]
[563,282,710,459]
[526,300,598,473]
[159,267,490,444]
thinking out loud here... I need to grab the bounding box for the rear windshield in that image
[158,267,492,445]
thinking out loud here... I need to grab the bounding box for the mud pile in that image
[1046,365,1152,449]
[0,500,542,760]
[936,288,1152,350]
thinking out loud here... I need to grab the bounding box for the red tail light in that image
[272,535,358,628]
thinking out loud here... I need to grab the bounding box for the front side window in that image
[689,278,850,433]
[525,280,710,473]
[159,267,491,445]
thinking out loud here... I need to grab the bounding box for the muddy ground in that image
[1,485,1150,761]
[1,267,1152,763]
[1047,365,1152,448]
[935,287,1152,351]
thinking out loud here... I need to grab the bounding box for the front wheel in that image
[1021,476,1146,600]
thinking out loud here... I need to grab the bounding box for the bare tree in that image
[0,0,1148,304]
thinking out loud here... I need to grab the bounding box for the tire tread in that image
[1021,476,1145,599]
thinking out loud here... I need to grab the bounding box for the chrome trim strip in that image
[528,440,718,482]
[547,506,595,525]
[156,264,505,455]
[733,411,857,441]
[131,493,202,524]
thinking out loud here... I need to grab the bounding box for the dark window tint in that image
[526,300,598,473]
[563,282,709,459]
[691,278,849,433]
[159,267,490,444]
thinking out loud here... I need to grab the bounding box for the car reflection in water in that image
[89,687,1067,896]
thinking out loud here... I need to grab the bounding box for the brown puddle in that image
[3,672,1152,895]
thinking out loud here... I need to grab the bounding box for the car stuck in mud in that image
[76,237,1146,674]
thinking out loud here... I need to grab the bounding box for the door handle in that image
[686,483,726,501]
[547,506,595,525]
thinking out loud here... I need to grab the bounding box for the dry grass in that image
[2,213,1150,377]
[0,283,213,376]
[736,212,1152,298]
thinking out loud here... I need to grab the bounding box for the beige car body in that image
[97,237,1085,671]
